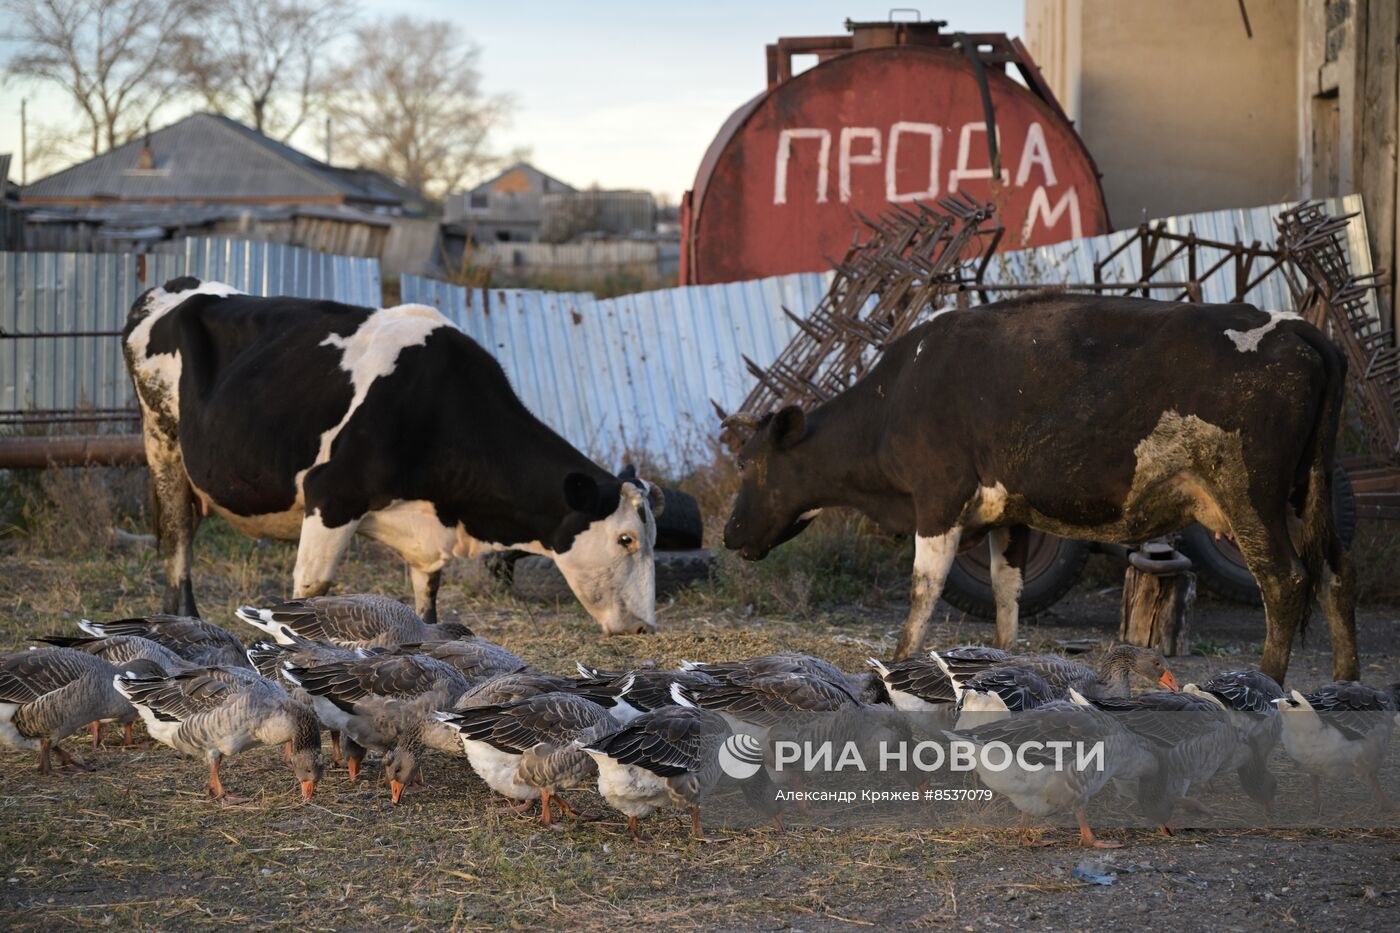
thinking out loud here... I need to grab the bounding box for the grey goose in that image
[236,595,473,649]
[115,667,322,802]
[0,648,162,773]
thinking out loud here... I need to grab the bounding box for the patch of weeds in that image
[1192,640,1242,657]
[670,455,909,618]
[1,465,146,556]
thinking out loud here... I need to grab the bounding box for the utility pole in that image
[20,98,27,185]
[325,116,332,164]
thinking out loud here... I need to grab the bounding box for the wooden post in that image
[1119,565,1195,657]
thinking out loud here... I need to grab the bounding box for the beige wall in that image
[1027,0,1400,330]
[1027,0,1300,229]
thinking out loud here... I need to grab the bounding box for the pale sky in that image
[0,1,1025,201]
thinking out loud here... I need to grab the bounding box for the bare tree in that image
[2,0,202,155]
[20,118,92,180]
[176,0,355,140]
[327,16,509,199]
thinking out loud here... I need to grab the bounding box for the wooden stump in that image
[1119,567,1195,657]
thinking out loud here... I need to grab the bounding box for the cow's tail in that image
[1290,323,1348,630]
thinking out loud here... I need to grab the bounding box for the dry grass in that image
[3,478,1400,929]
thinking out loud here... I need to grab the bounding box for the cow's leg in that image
[410,567,442,624]
[293,511,360,598]
[894,528,962,659]
[1318,531,1359,682]
[144,433,201,616]
[988,526,1028,649]
[1231,510,1308,685]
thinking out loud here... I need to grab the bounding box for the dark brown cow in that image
[722,294,1356,684]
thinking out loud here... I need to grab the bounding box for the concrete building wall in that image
[1027,0,1300,229]
[1027,0,1400,329]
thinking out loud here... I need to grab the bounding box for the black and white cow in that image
[123,277,662,635]
[721,294,1357,684]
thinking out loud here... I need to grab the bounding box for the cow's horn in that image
[720,412,762,431]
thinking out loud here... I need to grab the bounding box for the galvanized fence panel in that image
[401,198,1378,471]
[1,238,381,423]
[399,270,832,469]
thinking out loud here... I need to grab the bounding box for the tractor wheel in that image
[941,531,1092,620]
[512,550,715,604]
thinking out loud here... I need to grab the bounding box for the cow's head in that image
[722,406,818,560]
[551,466,663,635]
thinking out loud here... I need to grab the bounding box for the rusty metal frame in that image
[1276,203,1399,462]
[719,195,1003,446]
[727,200,1398,473]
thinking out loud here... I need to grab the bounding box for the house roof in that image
[21,113,407,207]
[467,162,576,196]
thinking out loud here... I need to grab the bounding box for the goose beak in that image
[1157,670,1179,692]
[390,779,407,805]
[300,780,316,802]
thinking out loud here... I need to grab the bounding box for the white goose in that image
[1275,681,1396,813]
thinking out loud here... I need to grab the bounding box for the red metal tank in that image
[680,21,1110,284]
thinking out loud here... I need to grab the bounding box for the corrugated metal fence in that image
[1,238,381,421]
[403,196,1377,471]
[3,197,1377,471]
[400,272,831,464]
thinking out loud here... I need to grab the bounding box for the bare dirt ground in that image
[0,528,1397,931]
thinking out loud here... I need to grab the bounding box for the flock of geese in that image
[1,593,1398,846]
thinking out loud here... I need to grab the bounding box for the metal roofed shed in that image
[445,163,577,243]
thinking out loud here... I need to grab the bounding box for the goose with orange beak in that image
[115,668,322,803]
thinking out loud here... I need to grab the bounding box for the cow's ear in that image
[618,463,638,483]
[647,481,665,518]
[772,405,807,449]
[564,473,601,514]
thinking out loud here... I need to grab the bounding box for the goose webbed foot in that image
[1076,809,1123,848]
[121,722,150,749]
[552,793,601,822]
[53,745,91,772]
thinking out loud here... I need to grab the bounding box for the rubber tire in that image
[655,486,703,551]
[941,534,1093,620]
[1177,463,1357,606]
[472,550,528,585]
[512,549,715,603]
